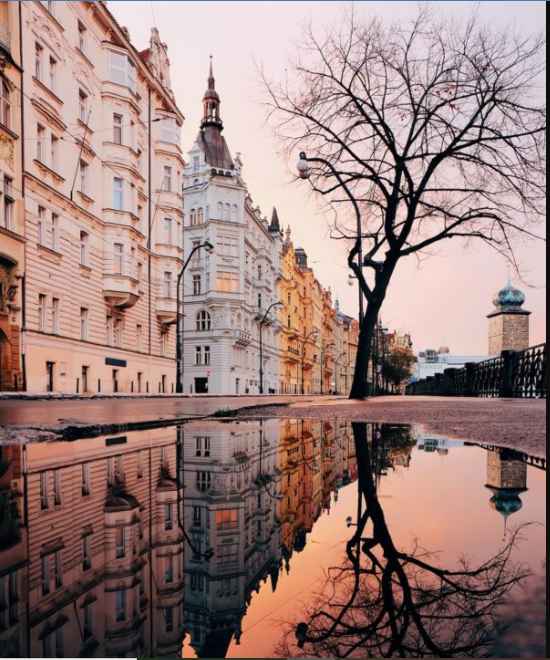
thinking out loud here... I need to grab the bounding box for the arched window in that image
[196,310,211,331]
[0,79,10,128]
[224,203,230,221]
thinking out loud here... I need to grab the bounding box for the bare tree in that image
[275,422,532,657]
[263,7,546,398]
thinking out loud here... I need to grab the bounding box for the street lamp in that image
[320,341,335,395]
[175,240,214,394]
[257,301,282,394]
[300,328,319,394]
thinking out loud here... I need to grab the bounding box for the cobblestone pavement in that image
[236,395,547,457]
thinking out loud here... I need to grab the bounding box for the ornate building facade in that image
[19,2,184,394]
[182,62,282,395]
[0,1,24,390]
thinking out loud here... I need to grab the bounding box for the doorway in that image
[82,366,89,393]
[46,361,54,392]
[194,377,208,394]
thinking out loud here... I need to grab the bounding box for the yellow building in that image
[334,300,359,395]
[0,2,24,390]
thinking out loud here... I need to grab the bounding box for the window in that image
[51,297,59,334]
[137,261,143,283]
[163,271,172,297]
[80,231,88,266]
[160,116,181,144]
[164,503,173,531]
[163,166,172,192]
[258,293,262,309]
[37,205,45,244]
[195,436,210,457]
[196,471,211,492]
[41,556,49,595]
[82,463,90,496]
[83,602,92,640]
[164,607,173,633]
[215,509,238,530]
[50,135,58,171]
[35,42,43,81]
[113,177,123,210]
[113,243,123,273]
[197,208,203,224]
[53,551,62,588]
[192,274,201,296]
[115,589,126,622]
[3,176,13,229]
[164,217,172,243]
[40,471,49,509]
[36,124,45,162]
[82,535,91,571]
[115,528,125,559]
[49,57,56,91]
[204,345,210,365]
[258,264,262,280]
[50,213,58,251]
[106,316,113,345]
[0,80,10,128]
[113,319,122,347]
[113,113,122,144]
[79,160,88,195]
[190,209,196,225]
[53,470,61,506]
[78,89,88,122]
[287,315,291,329]
[80,307,88,340]
[78,21,87,53]
[109,51,136,93]
[161,329,168,355]
[192,506,201,527]
[194,346,202,366]
[196,310,211,331]
[136,323,142,350]
[164,556,173,583]
[38,294,46,331]
[192,155,199,172]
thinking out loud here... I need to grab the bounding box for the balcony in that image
[234,329,251,347]
[156,296,177,325]
[103,273,139,309]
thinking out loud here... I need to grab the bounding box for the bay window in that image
[109,51,136,93]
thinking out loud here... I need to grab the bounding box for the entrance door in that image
[46,362,54,392]
[112,369,119,393]
[195,377,208,394]
[82,366,89,393]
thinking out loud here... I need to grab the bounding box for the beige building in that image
[333,301,359,396]
[19,1,184,393]
[0,1,24,390]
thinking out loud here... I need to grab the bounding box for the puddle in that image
[0,419,545,657]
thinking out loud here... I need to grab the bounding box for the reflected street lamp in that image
[176,240,214,394]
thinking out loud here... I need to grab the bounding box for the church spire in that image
[201,56,223,130]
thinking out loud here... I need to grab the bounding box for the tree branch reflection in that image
[281,422,531,658]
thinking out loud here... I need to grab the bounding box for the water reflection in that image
[0,421,544,658]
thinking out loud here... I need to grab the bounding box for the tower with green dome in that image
[487,279,531,355]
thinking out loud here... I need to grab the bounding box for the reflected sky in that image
[0,420,545,658]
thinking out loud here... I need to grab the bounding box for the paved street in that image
[0,394,546,457]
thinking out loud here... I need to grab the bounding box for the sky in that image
[111,1,546,355]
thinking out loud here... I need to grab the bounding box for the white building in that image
[19,2,184,394]
[411,347,487,382]
[182,61,282,395]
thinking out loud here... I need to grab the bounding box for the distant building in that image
[411,348,486,382]
[487,280,530,355]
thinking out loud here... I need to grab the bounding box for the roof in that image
[197,125,234,170]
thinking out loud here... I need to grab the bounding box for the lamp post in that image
[320,341,335,395]
[300,329,319,394]
[334,350,347,395]
[257,301,282,394]
[175,240,214,394]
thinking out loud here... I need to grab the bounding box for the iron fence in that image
[405,344,547,398]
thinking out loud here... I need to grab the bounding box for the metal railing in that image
[406,344,547,398]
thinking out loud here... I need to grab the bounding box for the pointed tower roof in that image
[269,207,281,233]
[198,57,234,170]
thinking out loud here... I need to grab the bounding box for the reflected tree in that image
[278,422,531,658]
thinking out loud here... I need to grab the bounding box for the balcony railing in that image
[234,329,251,347]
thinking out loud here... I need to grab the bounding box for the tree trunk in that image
[349,301,380,399]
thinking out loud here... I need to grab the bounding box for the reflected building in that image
[485,448,528,529]
[0,428,185,658]
[416,436,465,455]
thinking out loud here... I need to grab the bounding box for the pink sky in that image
[111,1,546,355]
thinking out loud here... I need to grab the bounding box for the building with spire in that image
[182,60,283,395]
[487,279,530,355]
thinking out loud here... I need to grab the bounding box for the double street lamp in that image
[175,240,214,394]
[257,301,283,394]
